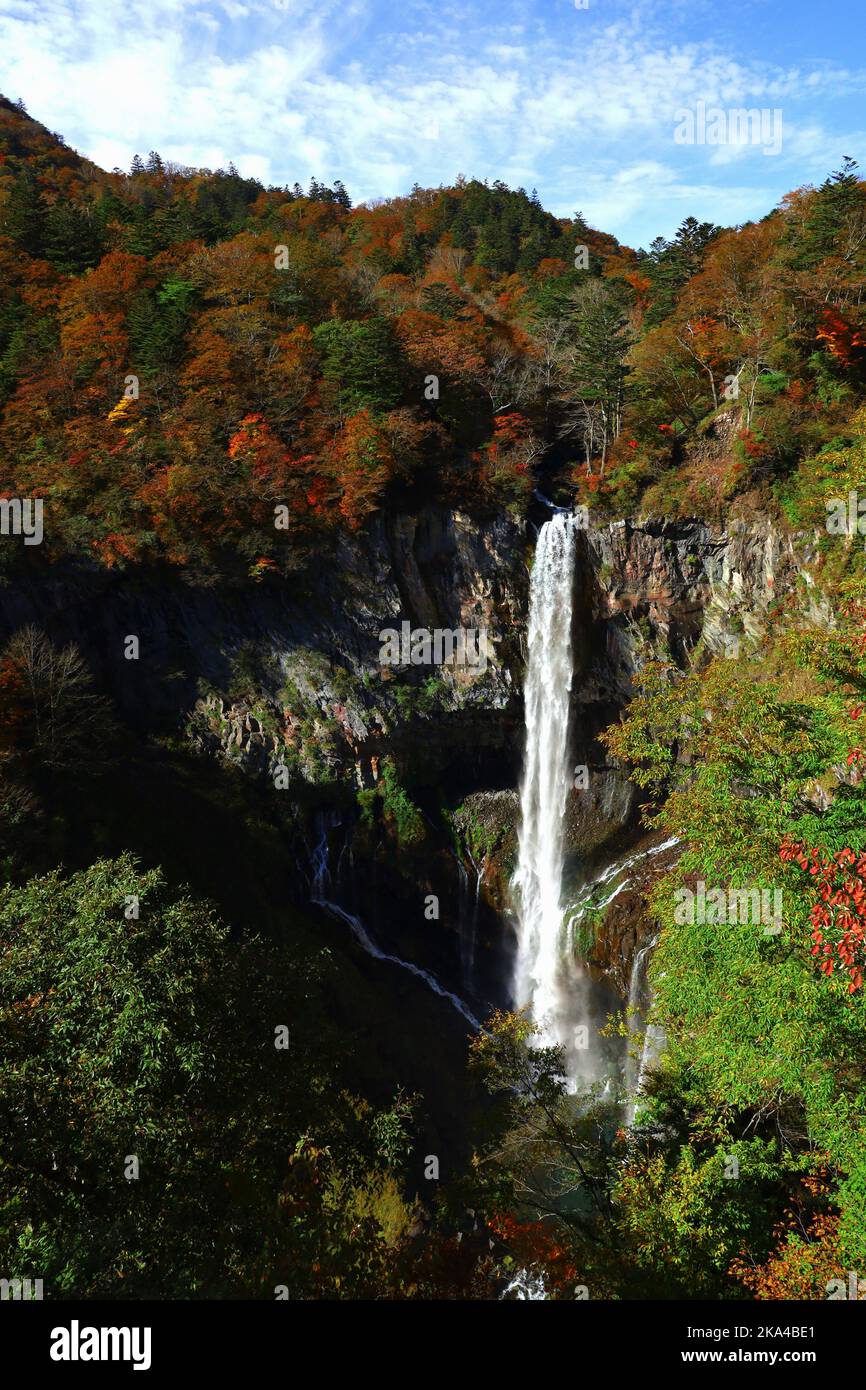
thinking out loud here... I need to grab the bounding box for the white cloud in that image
[0,0,863,246]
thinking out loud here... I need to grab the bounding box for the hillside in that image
[2,96,866,1304]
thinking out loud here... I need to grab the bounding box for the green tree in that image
[127,276,196,372]
[1,171,45,256]
[313,316,403,415]
[43,200,104,273]
[560,279,632,470]
[644,217,720,326]
[0,855,419,1297]
[794,158,863,270]
[602,644,866,1268]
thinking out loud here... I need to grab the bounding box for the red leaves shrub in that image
[780,837,866,992]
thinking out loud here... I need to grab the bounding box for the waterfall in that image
[457,859,471,978]
[310,817,481,1031]
[457,849,485,984]
[513,512,588,1082]
[622,928,669,1123]
[635,1015,666,1109]
[624,933,658,1119]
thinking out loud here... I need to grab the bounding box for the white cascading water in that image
[310,817,481,1031]
[513,512,588,1083]
[623,933,658,1121]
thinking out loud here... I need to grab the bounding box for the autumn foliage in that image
[487,1213,583,1298]
[780,839,866,992]
[730,1176,845,1300]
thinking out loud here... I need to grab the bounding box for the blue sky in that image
[0,0,864,248]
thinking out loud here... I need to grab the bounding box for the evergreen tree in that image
[420,283,464,319]
[127,277,195,372]
[43,201,104,273]
[312,316,403,413]
[795,157,863,268]
[1,171,45,255]
[562,280,632,469]
[332,179,352,210]
[645,218,719,325]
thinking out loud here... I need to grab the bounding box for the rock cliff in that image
[0,504,829,1011]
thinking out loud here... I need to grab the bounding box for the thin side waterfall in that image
[624,933,658,1120]
[310,816,481,1031]
[563,836,680,953]
[635,1013,666,1109]
[455,850,483,985]
[513,512,591,1084]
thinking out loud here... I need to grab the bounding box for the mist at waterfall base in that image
[512,512,643,1097]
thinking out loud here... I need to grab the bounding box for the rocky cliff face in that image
[179,507,530,795]
[0,505,529,1015]
[0,503,828,1010]
[0,506,526,772]
[565,513,830,988]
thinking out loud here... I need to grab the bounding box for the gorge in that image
[0,497,804,1121]
[3,93,864,1301]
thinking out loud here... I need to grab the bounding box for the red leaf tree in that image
[780,838,866,992]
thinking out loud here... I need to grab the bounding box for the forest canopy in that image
[1,94,858,580]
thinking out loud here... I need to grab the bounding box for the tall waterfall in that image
[513,512,588,1082]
